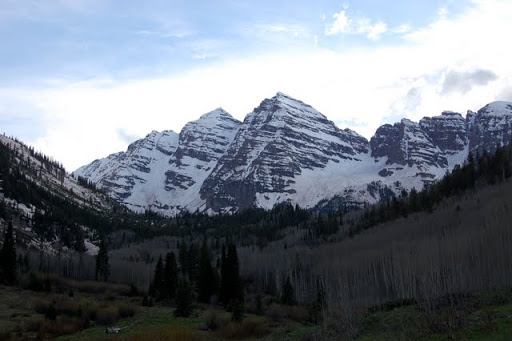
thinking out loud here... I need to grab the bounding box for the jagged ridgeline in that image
[75,93,512,216]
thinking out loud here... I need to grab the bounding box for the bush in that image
[57,300,81,317]
[34,299,50,315]
[24,318,42,333]
[265,303,307,323]
[27,272,45,292]
[265,304,284,323]
[45,304,57,320]
[204,310,223,330]
[37,317,83,339]
[217,318,270,340]
[231,302,245,322]
[78,299,99,321]
[174,283,194,318]
[419,294,473,334]
[95,306,120,325]
[118,304,136,318]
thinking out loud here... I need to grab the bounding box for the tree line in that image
[147,241,243,318]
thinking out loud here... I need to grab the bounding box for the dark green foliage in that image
[307,284,327,324]
[281,276,296,306]
[174,281,194,317]
[45,303,57,320]
[256,294,263,315]
[142,295,154,307]
[351,143,512,236]
[178,242,199,283]
[27,272,45,291]
[128,283,139,297]
[220,243,243,309]
[95,238,109,281]
[164,252,178,299]
[0,221,17,285]
[152,256,165,300]
[198,241,218,303]
[231,301,245,322]
[315,214,339,237]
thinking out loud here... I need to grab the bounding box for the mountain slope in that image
[74,93,512,215]
[200,92,370,212]
[74,109,241,215]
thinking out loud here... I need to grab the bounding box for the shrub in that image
[265,304,284,323]
[27,272,45,292]
[204,310,222,330]
[118,304,136,318]
[45,304,57,320]
[24,318,42,333]
[34,299,50,314]
[37,318,83,339]
[174,283,194,318]
[231,301,245,322]
[78,300,99,321]
[95,306,120,325]
[217,318,270,340]
[57,300,81,317]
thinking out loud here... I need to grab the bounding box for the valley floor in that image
[2,283,512,340]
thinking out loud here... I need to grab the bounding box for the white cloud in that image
[4,0,512,171]
[325,5,389,40]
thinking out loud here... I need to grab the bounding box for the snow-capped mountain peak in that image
[75,95,512,215]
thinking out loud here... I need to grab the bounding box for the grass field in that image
[2,281,512,340]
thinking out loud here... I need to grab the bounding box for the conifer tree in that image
[95,237,109,281]
[219,245,227,304]
[164,252,178,299]
[198,241,217,303]
[0,221,17,285]
[153,255,165,300]
[281,276,296,305]
[174,280,194,317]
[220,243,243,309]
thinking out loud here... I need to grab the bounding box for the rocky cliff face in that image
[160,108,241,214]
[74,130,179,206]
[199,92,370,212]
[467,102,512,154]
[74,93,512,215]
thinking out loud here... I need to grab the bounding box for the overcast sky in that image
[1,0,512,171]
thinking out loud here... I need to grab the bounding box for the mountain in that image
[200,92,370,212]
[0,134,116,253]
[74,93,512,215]
[75,109,241,215]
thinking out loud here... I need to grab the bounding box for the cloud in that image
[3,0,512,171]
[117,129,141,145]
[324,5,389,40]
[441,69,498,95]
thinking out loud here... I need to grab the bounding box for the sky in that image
[1,0,512,171]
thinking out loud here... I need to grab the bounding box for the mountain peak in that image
[190,108,239,130]
[478,101,512,116]
[200,107,231,118]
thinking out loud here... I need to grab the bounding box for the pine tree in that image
[164,252,178,300]
[281,276,296,306]
[198,241,217,303]
[220,243,243,309]
[0,221,17,285]
[95,237,109,281]
[153,256,165,300]
[174,280,194,317]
